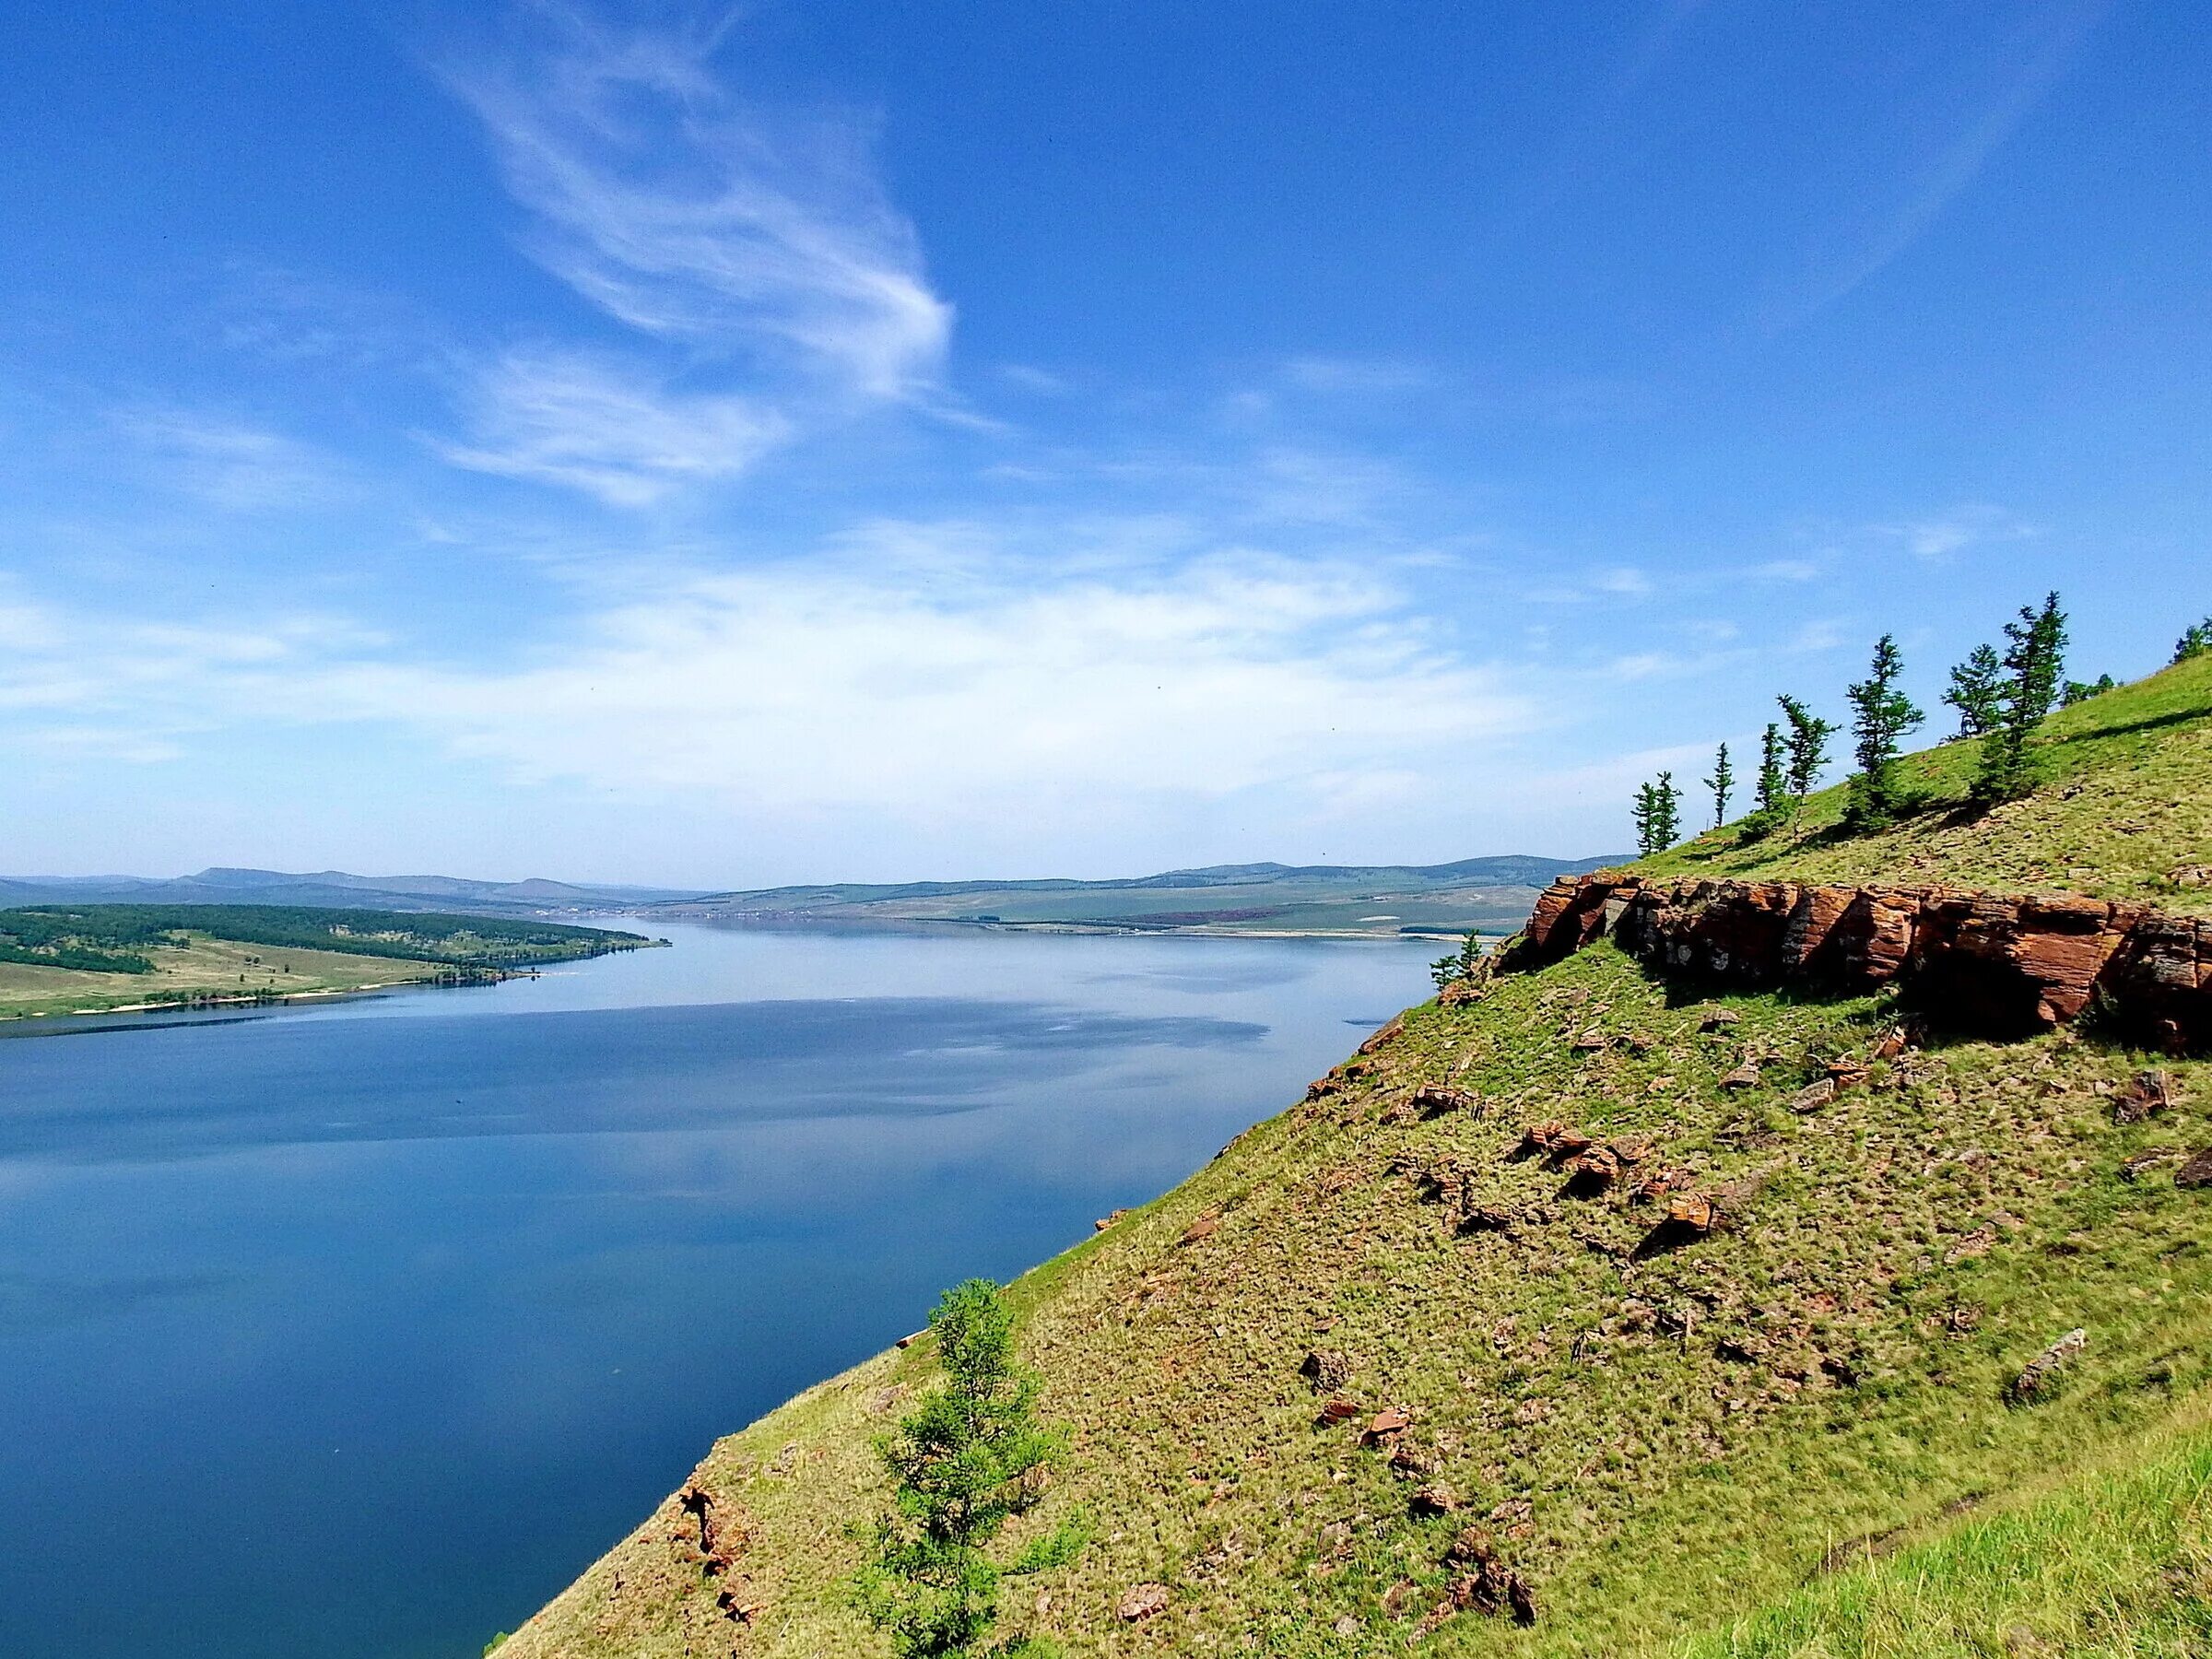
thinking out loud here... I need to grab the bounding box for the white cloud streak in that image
[434,346,790,506]
[430,6,951,503]
[0,553,1537,841]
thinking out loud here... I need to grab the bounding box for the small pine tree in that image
[1841,634,1924,832]
[1736,722,1789,838]
[2174,618,2212,664]
[854,1281,1083,1658]
[1651,771,1681,849]
[1430,930,1483,990]
[1777,695,1838,802]
[1943,643,2005,737]
[1703,742,1735,830]
[1971,592,2068,806]
[2061,673,2116,706]
[1631,781,1660,857]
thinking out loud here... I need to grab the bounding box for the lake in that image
[0,922,1436,1659]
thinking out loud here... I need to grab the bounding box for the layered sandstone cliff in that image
[1508,873,2212,1052]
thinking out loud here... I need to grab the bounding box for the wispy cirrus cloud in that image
[1877,503,2037,561]
[429,5,951,504]
[433,346,790,506]
[112,410,353,512]
[1767,0,2110,327]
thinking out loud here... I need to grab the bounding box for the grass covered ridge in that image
[1688,1408,2212,1657]
[1639,651,2212,913]
[0,904,657,1019]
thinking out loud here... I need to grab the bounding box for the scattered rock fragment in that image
[2105,1150,2176,1185]
[1636,1191,1718,1258]
[1515,1122,1594,1162]
[1438,979,1488,1007]
[1441,1530,1538,1625]
[1413,1083,1481,1118]
[1363,1408,1411,1444]
[1116,1583,1171,1622]
[2112,1070,2172,1124]
[2007,1328,2088,1404]
[1572,1030,1609,1053]
[1720,1063,1763,1090]
[1359,1016,1407,1054]
[1299,1348,1353,1393]
[1457,1204,1516,1235]
[2177,1148,2212,1189]
[1699,1007,1741,1032]
[1788,1077,1838,1115]
[1094,1208,1129,1231]
[1826,1060,1871,1091]
[765,1441,802,1477]
[1317,1396,1362,1425]
[1409,1483,1457,1518]
[1389,1441,1439,1478]
[1561,1144,1622,1195]
[1179,1211,1220,1246]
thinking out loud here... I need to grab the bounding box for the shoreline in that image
[643,913,1478,942]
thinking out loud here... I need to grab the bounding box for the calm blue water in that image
[0,923,1433,1659]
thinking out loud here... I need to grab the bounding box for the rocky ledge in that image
[1505,873,2212,1052]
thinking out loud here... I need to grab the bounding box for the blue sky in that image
[1,0,2204,885]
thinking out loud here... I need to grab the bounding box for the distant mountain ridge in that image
[0,867,710,916]
[665,854,1624,910]
[646,854,1632,936]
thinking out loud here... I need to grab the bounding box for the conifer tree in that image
[1944,643,2005,737]
[1777,695,1838,802]
[1738,722,1789,837]
[1631,782,1659,857]
[855,1280,1083,1658]
[1971,592,2068,806]
[1652,771,1681,849]
[1703,742,1735,830]
[2175,618,2212,664]
[1841,634,1924,833]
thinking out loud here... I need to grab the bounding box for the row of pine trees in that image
[1630,592,2085,856]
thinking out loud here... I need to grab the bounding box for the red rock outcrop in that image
[1507,874,2212,1051]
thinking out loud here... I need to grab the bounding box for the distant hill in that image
[646,854,1630,937]
[0,858,1630,938]
[0,867,711,917]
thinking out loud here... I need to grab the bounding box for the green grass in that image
[1686,1410,2212,1657]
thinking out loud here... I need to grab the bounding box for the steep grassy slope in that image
[1687,1409,2211,1657]
[1642,651,2212,913]
[500,654,2212,1658]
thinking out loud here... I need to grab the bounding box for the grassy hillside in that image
[0,936,451,1020]
[649,857,1626,938]
[0,904,656,1021]
[499,653,2212,1659]
[1641,650,2212,914]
